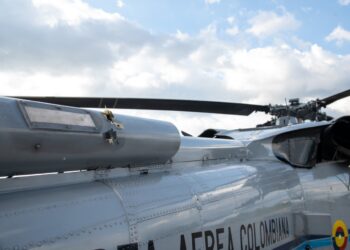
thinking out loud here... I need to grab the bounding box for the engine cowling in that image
[0,97,181,176]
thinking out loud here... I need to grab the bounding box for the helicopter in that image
[0,89,350,250]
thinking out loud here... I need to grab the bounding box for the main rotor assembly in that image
[12,89,350,127]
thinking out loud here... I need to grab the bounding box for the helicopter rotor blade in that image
[10,96,270,116]
[320,89,350,107]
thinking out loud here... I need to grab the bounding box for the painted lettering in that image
[192,232,202,250]
[239,216,290,250]
[247,224,253,250]
[148,240,154,250]
[260,222,265,248]
[180,234,187,250]
[240,225,247,250]
[204,230,215,250]
[253,223,260,250]
[228,227,234,250]
[216,228,224,250]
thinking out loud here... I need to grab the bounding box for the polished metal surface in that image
[0,159,303,250]
[1,95,350,250]
[0,97,180,176]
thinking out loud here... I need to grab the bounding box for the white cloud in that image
[246,11,300,38]
[109,47,189,89]
[0,0,349,135]
[326,26,350,45]
[0,0,151,73]
[174,30,190,41]
[199,23,217,38]
[226,26,239,36]
[32,0,122,27]
[219,44,350,103]
[226,16,239,36]
[328,98,350,116]
[339,0,350,6]
[205,0,221,4]
[227,17,235,25]
[0,71,93,96]
[117,0,124,8]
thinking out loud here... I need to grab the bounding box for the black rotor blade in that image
[320,89,350,107]
[11,96,270,116]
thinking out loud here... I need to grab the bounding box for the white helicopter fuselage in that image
[1,120,349,250]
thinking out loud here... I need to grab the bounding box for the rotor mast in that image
[268,89,350,126]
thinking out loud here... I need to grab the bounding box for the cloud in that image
[246,11,300,38]
[109,46,189,89]
[0,0,349,135]
[0,71,94,96]
[117,0,124,8]
[32,0,122,27]
[219,44,350,103]
[174,30,190,41]
[205,0,221,4]
[325,26,350,45]
[226,26,239,36]
[339,0,350,6]
[226,16,239,36]
[0,0,152,73]
[199,23,217,38]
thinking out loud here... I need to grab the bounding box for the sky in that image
[0,0,350,135]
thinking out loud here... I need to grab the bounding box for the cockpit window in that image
[272,128,322,168]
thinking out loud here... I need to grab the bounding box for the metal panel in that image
[0,97,181,176]
[20,100,98,132]
[25,106,96,127]
[0,181,129,250]
[0,159,305,250]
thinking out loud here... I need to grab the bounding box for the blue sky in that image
[0,0,349,134]
[85,0,350,54]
